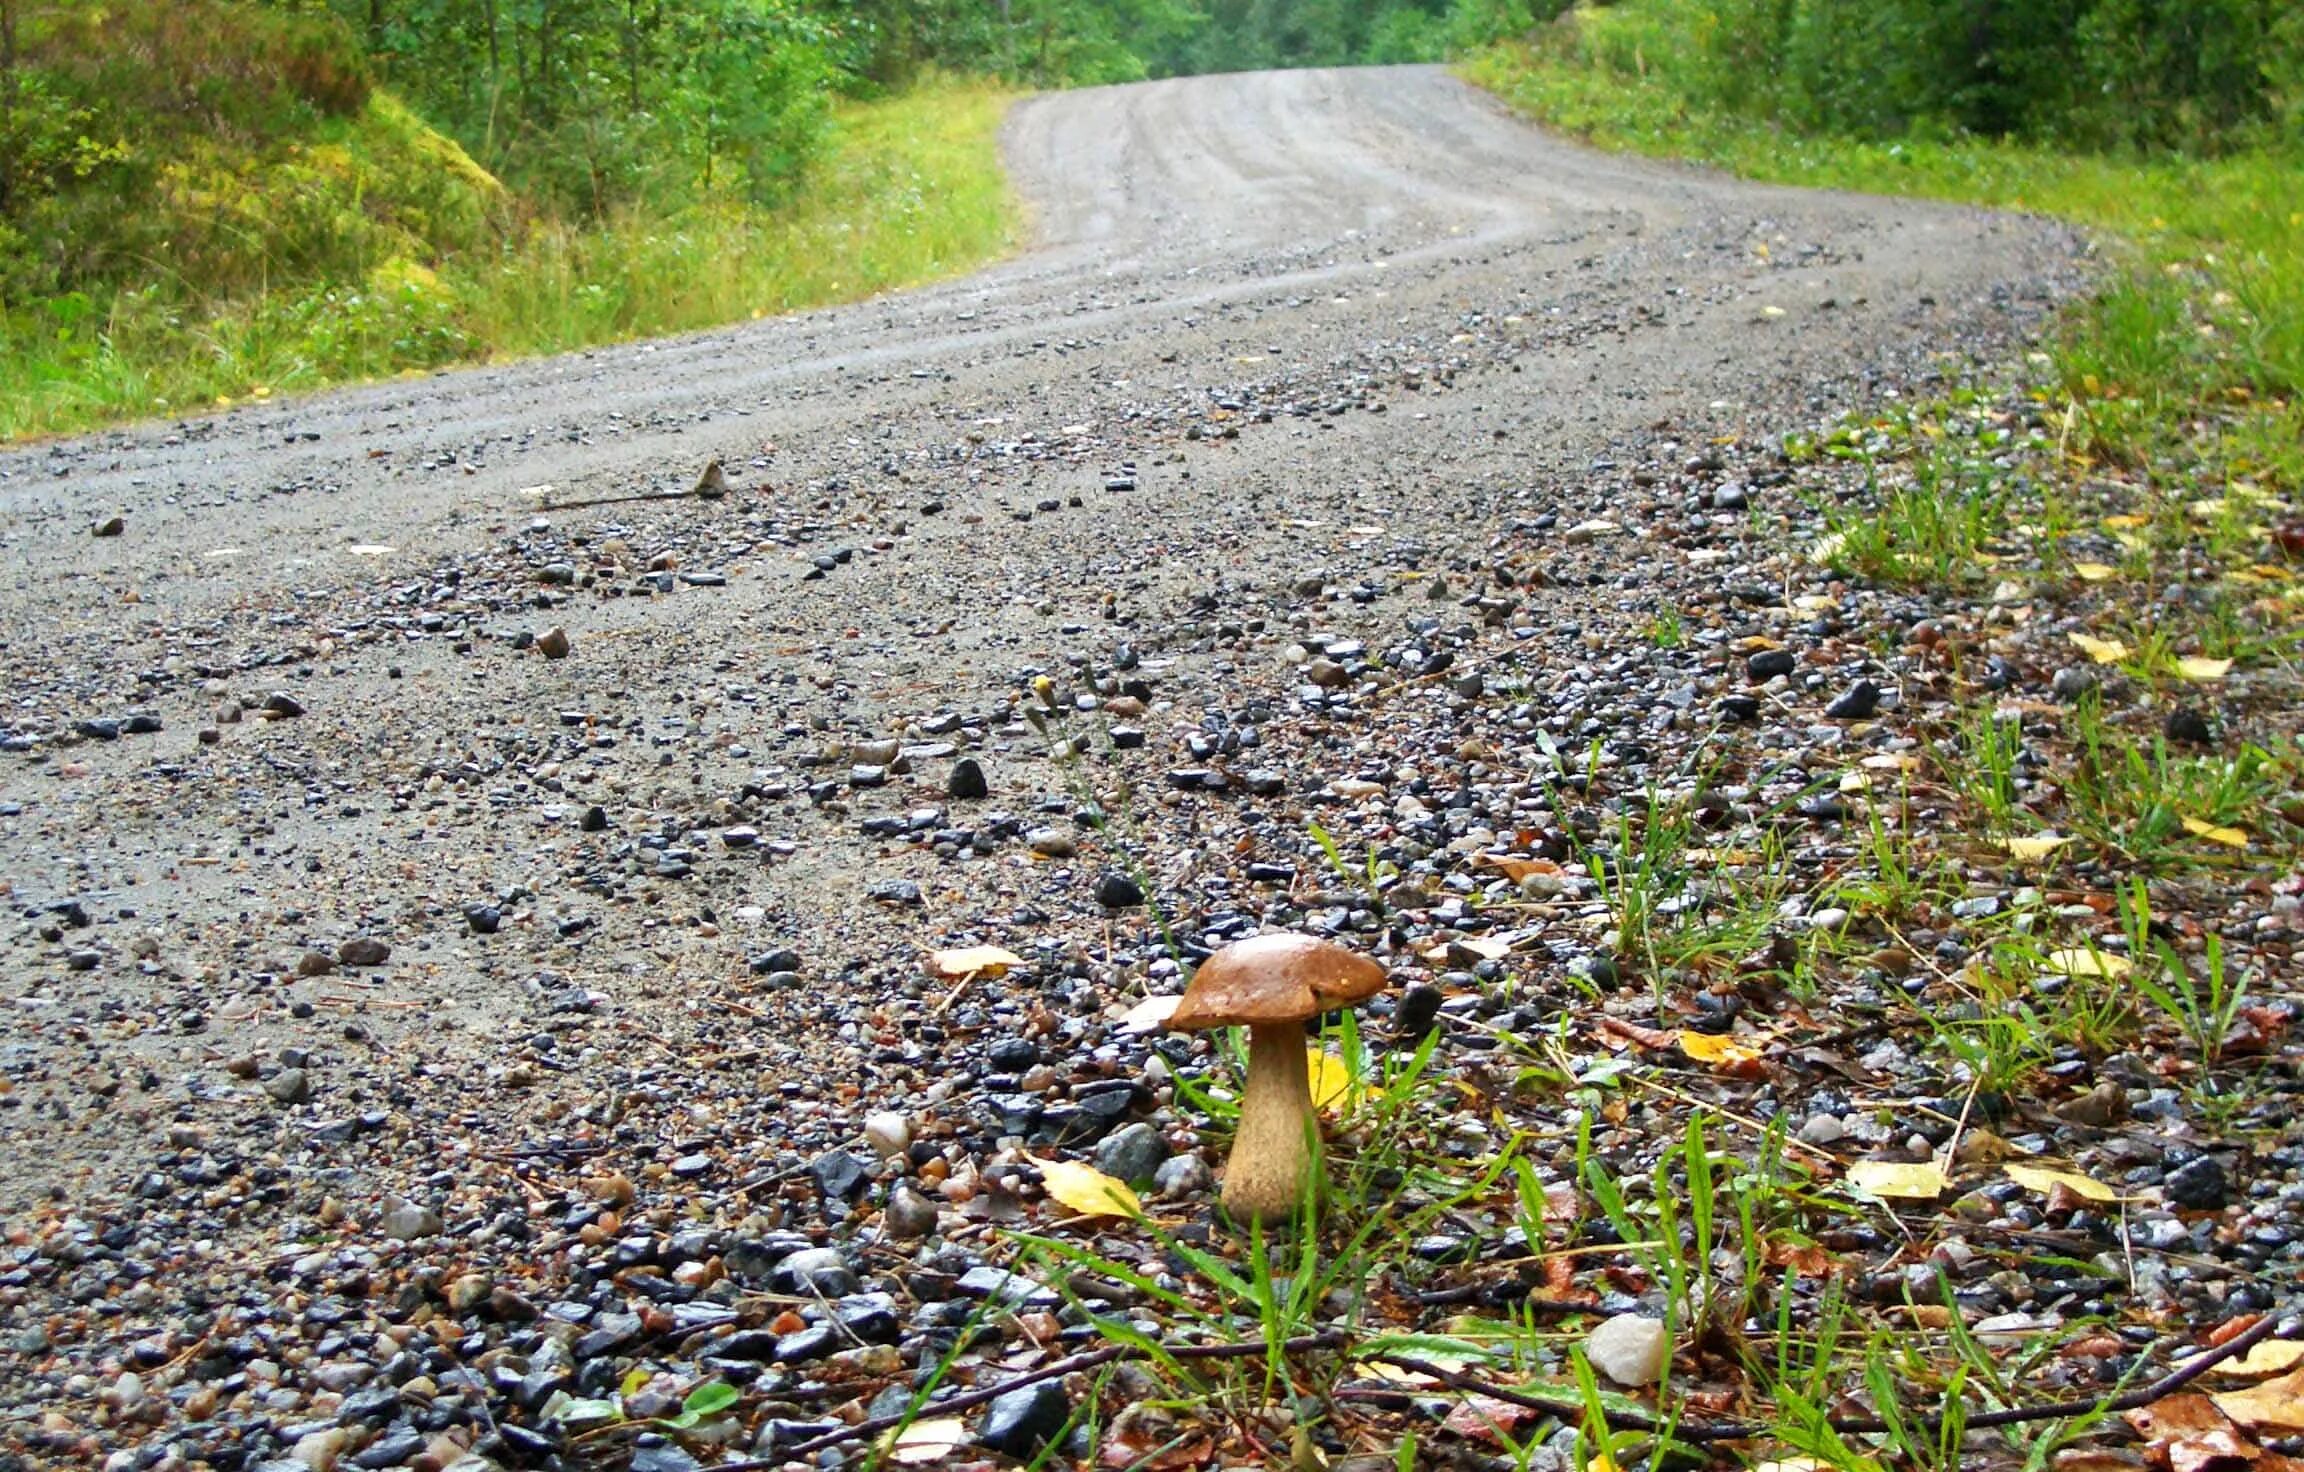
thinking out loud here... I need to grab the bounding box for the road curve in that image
[0,67,2074,1212]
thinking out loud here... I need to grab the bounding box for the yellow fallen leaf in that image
[2182,816,2249,848]
[925,945,1025,980]
[880,1416,969,1464]
[2175,656,2233,680]
[2073,562,2118,581]
[2005,1163,2119,1202]
[1999,834,2071,861]
[1676,1031,1764,1068]
[1845,1160,1949,1201]
[2042,948,2133,980]
[1029,1155,1144,1218]
[2103,513,2151,530]
[2212,1341,2304,1380]
[2212,1365,2304,1433]
[2069,632,2129,664]
[1307,1049,1368,1111]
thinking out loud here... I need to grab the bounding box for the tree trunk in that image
[367,0,385,52]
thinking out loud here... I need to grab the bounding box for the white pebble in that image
[864,1110,911,1159]
[1585,1312,1669,1387]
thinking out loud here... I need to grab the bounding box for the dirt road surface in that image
[0,65,2076,1454]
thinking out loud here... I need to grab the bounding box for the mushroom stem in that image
[1222,1024,1319,1225]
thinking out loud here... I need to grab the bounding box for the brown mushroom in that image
[1168,932,1388,1224]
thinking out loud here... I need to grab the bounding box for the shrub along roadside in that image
[0,79,1016,442]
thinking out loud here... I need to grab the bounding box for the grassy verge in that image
[1462,16,2302,487]
[0,78,1018,442]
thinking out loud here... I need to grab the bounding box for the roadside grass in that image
[0,78,1018,442]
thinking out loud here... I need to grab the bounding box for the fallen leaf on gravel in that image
[2070,632,2130,664]
[1478,854,1561,883]
[2182,816,2249,848]
[1424,935,1512,962]
[1676,1031,1765,1069]
[1845,1160,1949,1201]
[2125,1393,2254,1472]
[2212,1343,2304,1379]
[2006,1163,2120,1201]
[2000,834,2072,861]
[1308,1049,1368,1111]
[926,945,1026,979]
[2073,562,2118,581]
[1117,994,1181,1032]
[1442,1394,1546,1444]
[1030,1156,1143,1219]
[1596,1017,1680,1051]
[2042,948,2133,979]
[2175,656,2234,680]
[2214,1367,2304,1433]
[882,1416,969,1463]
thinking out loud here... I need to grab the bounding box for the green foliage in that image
[1569,0,2301,154]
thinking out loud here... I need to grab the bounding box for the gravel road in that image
[0,65,2086,1469]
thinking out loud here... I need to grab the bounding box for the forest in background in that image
[0,0,2297,437]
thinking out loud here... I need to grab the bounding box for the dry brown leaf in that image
[2215,1343,2304,1380]
[2127,1393,2255,1472]
[1478,854,1562,883]
[2215,1367,2304,1434]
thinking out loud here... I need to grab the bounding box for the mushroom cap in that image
[1168,932,1387,1030]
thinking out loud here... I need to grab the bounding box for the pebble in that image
[380,1202,443,1240]
[2165,1154,2229,1210]
[1095,870,1144,908]
[1585,1312,1668,1386]
[1746,649,1796,681]
[947,757,989,799]
[977,1381,1071,1457]
[883,1185,940,1239]
[535,626,572,659]
[1093,1122,1169,1182]
[864,1110,912,1159]
[337,937,391,967]
[264,1068,312,1105]
[2165,707,2214,745]
[2050,666,2098,700]
[1825,680,1880,719]
[1153,1154,1212,1200]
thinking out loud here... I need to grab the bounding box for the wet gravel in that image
[10,65,2283,1472]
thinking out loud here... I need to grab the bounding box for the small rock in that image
[380,1201,443,1241]
[1746,649,1796,682]
[1094,870,1144,908]
[977,1381,1071,1458]
[1153,1153,1212,1200]
[264,1068,312,1105]
[1026,828,1076,858]
[2164,1154,2229,1210]
[262,691,306,719]
[948,757,989,800]
[771,1247,858,1297]
[864,1111,911,1159]
[1825,680,1880,719]
[1094,1122,1168,1182]
[2051,666,2098,701]
[2165,707,2214,746]
[93,515,125,537]
[535,626,572,660]
[883,1186,939,1240]
[1585,1313,1668,1386]
[337,937,391,967]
